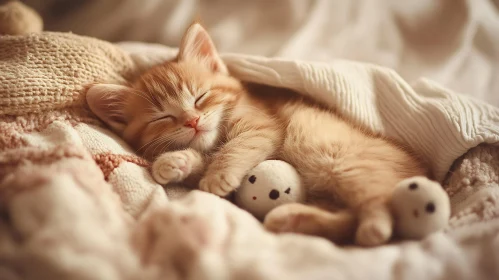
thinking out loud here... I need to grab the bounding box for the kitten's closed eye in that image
[152,115,175,123]
[195,91,210,107]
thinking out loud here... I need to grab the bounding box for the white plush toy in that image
[234,160,305,220]
[391,176,451,239]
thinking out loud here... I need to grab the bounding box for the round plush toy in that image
[235,160,305,220]
[391,176,451,239]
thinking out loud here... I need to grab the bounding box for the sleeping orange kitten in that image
[86,23,429,246]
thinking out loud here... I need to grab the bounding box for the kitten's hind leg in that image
[328,175,398,246]
[263,203,357,244]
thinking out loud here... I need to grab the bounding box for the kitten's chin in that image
[189,130,218,151]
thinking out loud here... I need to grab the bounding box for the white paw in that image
[152,151,192,184]
[355,218,392,247]
[199,172,240,197]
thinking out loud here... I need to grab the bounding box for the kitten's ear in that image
[86,84,130,134]
[178,23,228,74]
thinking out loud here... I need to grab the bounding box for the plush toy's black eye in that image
[248,175,256,184]
[409,183,418,190]
[269,189,280,200]
[413,209,419,218]
[425,202,436,213]
[284,187,291,194]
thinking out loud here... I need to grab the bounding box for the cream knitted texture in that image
[0,32,135,115]
[445,145,499,220]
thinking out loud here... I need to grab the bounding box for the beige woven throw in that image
[0,32,135,114]
[1,32,499,280]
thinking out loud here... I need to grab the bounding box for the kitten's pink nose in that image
[184,116,200,129]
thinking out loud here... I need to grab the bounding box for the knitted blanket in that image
[1,32,499,280]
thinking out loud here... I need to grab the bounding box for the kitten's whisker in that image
[140,130,183,155]
[138,136,165,153]
[158,138,176,155]
[137,128,175,151]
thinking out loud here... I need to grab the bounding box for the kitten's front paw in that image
[152,151,193,184]
[199,172,240,197]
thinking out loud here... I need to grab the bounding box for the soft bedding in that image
[28,0,499,107]
[1,30,499,280]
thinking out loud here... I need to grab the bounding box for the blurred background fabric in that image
[24,0,499,106]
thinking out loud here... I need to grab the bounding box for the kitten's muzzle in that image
[184,116,200,129]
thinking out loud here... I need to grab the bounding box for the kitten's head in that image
[86,23,243,158]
